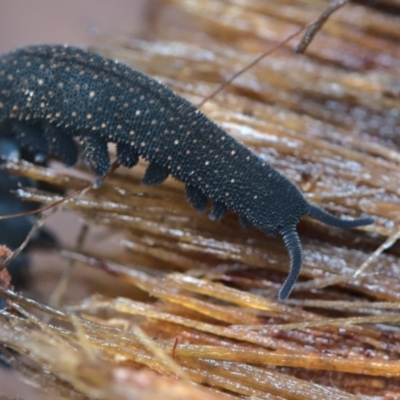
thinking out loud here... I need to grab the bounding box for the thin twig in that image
[198,3,349,109]
[0,161,120,272]
[295,0,349,54]
[197,22,309,108]
[0,160,120,221]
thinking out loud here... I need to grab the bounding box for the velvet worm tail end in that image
[279,228,303,301]
[278,205,374,300]
[307,204,375,229]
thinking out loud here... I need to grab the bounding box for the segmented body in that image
[0,45,374,300]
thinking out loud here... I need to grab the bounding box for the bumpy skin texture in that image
[0,45,374,300]
[0,46,308,228]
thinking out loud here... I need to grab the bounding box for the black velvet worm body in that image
[0,45,374,300]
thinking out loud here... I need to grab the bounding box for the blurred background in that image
[0,0,153,53]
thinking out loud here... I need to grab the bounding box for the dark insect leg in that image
[44,124,79,166]
[78,133,110,177]
[116,142,139,168]
[210,200,227,220]
[278,227,302,301]
[307,204,374,229]
[185,184,208,213]
[12,122,48,164]
[239,215,252,230]
[142,162,169,185]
